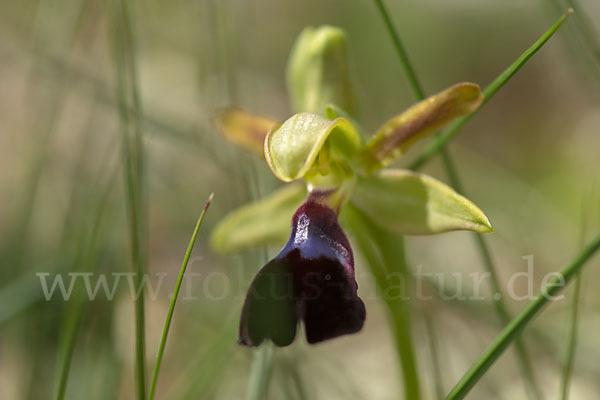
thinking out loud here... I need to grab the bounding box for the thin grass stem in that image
[409,9,573,171]
[148,194,214,400]
[373,0,425,100]
[445,230,600,400]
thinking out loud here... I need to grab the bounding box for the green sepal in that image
[361,82,483,171]
[210,183,306,253]
[264,112,361,182]
[351,169,493,235]
[286,25,357,116]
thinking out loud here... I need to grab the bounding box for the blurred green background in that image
[1,0,599,399]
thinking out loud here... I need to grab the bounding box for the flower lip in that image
[238,192,366,346]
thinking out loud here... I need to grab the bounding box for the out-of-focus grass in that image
[109,0,148,398]
[1,0,600,399]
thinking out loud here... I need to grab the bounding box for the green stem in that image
[344,205,421,400]
[53,302,85,400]
[440,150,541,400]
[424,314,444,400]
[148,194,213,400]
[53,164,119,400]
[246,343,276,400]
[445,231,600,400]
[559,194,589,400]
[409,9,573,171]
[373,0,425,100]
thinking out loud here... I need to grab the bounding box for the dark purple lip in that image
[238,194,366,347]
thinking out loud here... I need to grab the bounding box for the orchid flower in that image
[211,26,492,347]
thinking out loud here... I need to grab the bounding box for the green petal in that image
[210,183,306,253]
[351,169,493,235]
[326,103,367,140]
[362,82,483,171]
[214,108,278,155]
[265,112,361,182]
[286,26,357,116]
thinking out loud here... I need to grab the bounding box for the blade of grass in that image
[373,2,542,398]
[0,127,117,323]
[309,353,364,400]
[559,273,582,400]
[56,97,109,248]
[424,314,444,400]
[148,193,214,400]
[109,0,147,398]
[4,0,85,281]
[91,342,124,400]
[344,205,421,400]
[54,301,85,400]
[168,318,237,400]
[564,0,600,61]
[445,230,600,400]
[408,9,573,171]
[277,354,308,400]
[243,160,278,400]
[53,163,119,400]
[441,152,541,400]
[373,0,425,100]
[0,274,46,324]
[36,52,240,177]
[25,49,242,179]
[546,0,600,87]
[246,343,276,400]
[559,188,592,399]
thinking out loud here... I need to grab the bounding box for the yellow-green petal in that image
[214,107,278,155]
[351,169,493,235]
[362,82,483,171]
[210,183,306,253]
[264,112,361,182]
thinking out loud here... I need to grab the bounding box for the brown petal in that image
[214,107,278,155]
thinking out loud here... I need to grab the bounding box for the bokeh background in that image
[1,0,599,399]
